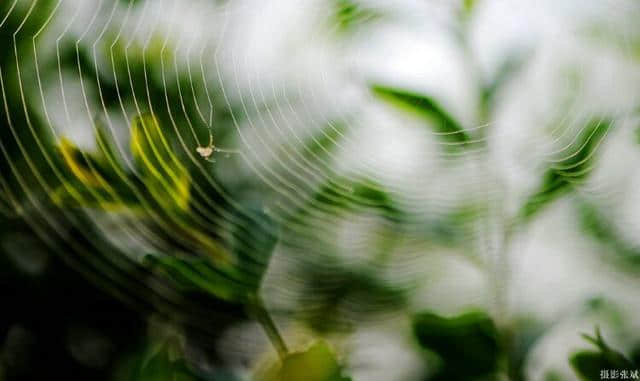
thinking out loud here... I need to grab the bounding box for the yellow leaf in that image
[258,341,350,381]
[130,113,191,211]
[59,138,102,186]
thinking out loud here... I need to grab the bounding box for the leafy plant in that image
[297,262,408,333]
[256,341,351,381]
[578,203,640,269]
[412,311,501,380]
[570,327,638,381]
[332,0,382,35]
[371,85,472,150]
[520,118,612,220]
[54,113,287,360]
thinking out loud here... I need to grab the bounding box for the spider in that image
[196,133,237,162]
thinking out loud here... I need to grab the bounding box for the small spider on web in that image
[196,131,238,163]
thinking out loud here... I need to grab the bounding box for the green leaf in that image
[299,122,345,162]
[144,255,250,303]
[298,263,408,333]
[54,138,138,209]
[131,113,191,211]
[412,311,500,379]
[230,207,279,291]
[258,341,352,381]
[579,203,640,269]
[507,317,547,381]
[115,337,204,381]
[144,208,279,304]
[292,176,403,224]
[332,0,381,34]
[570,352,611,381]
[570,327,636,381]
[520,118,612,220]
[462,0,477,16]
[371,85,471,148]
[59,137,108,187]
[481,52,529,115]
[50,178,138,210]
[95,120,125,170]
[543,370,565,381]
[136,352,197,381]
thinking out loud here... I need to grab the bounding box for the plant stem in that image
[250,295,288,359]
[491,165,515,327]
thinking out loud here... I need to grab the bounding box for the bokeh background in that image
[1,0,640,380]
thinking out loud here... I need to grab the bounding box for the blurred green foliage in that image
[332,0,382,35]
[371,85,472,150]
[257,341,351,381]
[297,260,408,333]
[143,206,277,305]
[520,118,612,220]
[570,328,638,381]
[579,203,640,270]
[412,311,500,380]
[1,0,639,380]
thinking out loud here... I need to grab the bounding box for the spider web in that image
[1,0,639,372]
